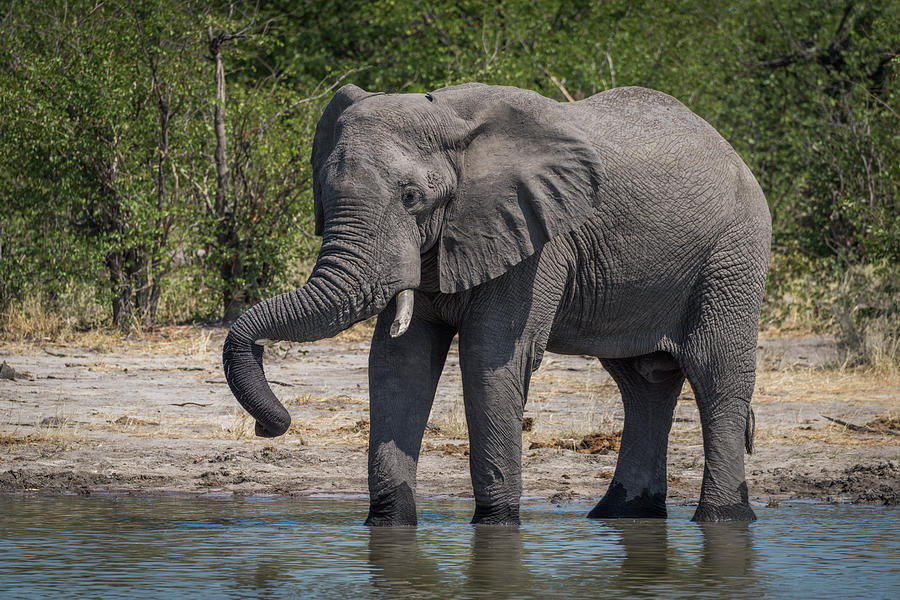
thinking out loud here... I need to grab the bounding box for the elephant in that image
[223,82,771,526]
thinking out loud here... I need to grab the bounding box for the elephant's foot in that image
[691,502,757,522]
[691,482,757,522]
[587,481,667,519]
[471,503,520,525]
[365,482,417,527]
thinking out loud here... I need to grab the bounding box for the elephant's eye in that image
[400,185,424,211]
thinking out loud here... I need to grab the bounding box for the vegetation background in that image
[1,0,897,369]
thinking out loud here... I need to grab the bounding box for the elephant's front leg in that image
[459,337,536,526]
[366,302,455,527]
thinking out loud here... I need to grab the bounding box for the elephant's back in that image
[571,86,767,232]
[544,87,769,344]
[578,86,725,146]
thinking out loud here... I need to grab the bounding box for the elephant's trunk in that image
[222,259,387,437]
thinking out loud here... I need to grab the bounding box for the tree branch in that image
[517,38,575,102]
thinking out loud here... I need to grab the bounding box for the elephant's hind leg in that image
[366,300,455,526]
[680,229,766,522]
[588,353,683,519]
[679,347,758,522]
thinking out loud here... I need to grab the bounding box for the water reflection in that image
[1,498,897,599]
[466,526,531,595]
[368,527,445,594]
[589,518,760,598]
[697,522,755,579]
[232,559,299,593]
[606,518,672,577]
[366,518,759,599]
[367,525,531,597]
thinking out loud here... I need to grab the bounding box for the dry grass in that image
[93,410,312,444]
[0,419,86,453]
[0,393,86,454]
[754,366,900,404]
[518,361,898,452]
[285,393,366,406]
[0,320,220,358]
[522,392,622,442]
[108,415,160,429]
[762,258,899,373]
[753,423,900,447]
[334,419,369,436]
[751,366,898,447]
[865,411,900,431]
[531,368,618,394]
[423,441,469,456]
[0,293,104,342]
[213,409,317,445]
[528,430,622,454]
[0,288,373,354]
[220,410,256,439]
[429,396,468,439]
[332,318,377,342]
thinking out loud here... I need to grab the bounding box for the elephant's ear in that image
[437,90,601,293]
[311,84,376,236]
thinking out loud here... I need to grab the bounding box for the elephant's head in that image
[223,83,601,437]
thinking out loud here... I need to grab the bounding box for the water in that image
[1,497,898,599]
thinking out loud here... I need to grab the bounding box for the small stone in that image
[0,361,16,380]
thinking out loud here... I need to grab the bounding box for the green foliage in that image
[0,0,207,328]
[0,0,324,327]
[199,80,320,318]
[716,1,900,263]
[0,0,897,340]
[258,0,899,260]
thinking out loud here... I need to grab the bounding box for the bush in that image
[763,255,899,371]
[0,289,107,342]
[831,262,900,371]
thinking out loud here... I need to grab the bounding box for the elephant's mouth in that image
[416,202,446,295]
[417,200,448,255]
[418,246,441,293]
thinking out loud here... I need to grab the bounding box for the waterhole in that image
[1,497,897,598]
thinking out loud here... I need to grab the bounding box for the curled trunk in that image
[222,263,382,437]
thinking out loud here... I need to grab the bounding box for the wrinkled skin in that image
[223,83,771,525]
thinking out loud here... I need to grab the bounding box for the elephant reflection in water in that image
[464,526,532,596]
[367,525,530,596]
[696,522,756,580]
[367,527,445,593]
[603,519,758,596]
[607,519,672,579]
[367,519,757,597]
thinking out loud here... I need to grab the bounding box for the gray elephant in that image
[223,82,770,525]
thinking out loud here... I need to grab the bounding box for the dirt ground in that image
[1,327,898,508]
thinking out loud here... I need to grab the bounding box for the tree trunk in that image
[208,29,237,322]
[211,41,228,218]
[107,251,132,331]
[222,256,248,323]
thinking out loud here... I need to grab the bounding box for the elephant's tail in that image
[745,407,756,455]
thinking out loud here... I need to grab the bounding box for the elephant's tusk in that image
[389,289,414,338]
[254,338,275,346]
